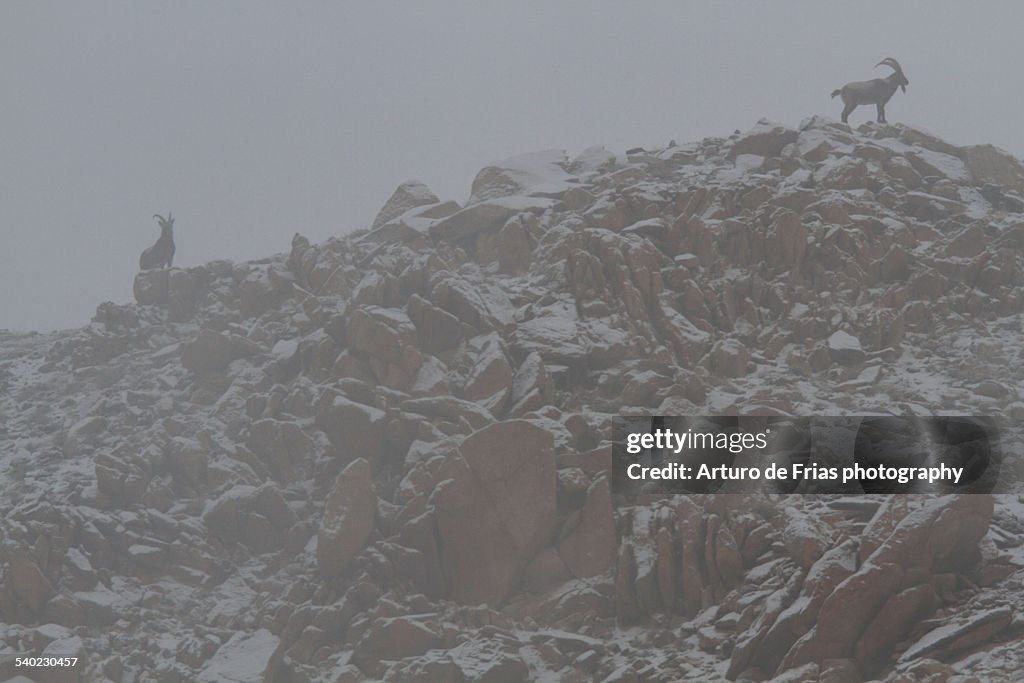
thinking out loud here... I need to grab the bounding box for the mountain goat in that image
[831,58,909,124]
[140,212,176,270]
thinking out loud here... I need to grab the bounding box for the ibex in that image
[831,58,909,124]
[140,212,175,270]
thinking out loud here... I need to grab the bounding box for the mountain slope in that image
[1,116,1024,681]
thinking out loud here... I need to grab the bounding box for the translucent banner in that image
[611,416,1011,496]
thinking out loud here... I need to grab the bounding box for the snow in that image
[270,338,298,360]
[899,608,1011,662]
[911,147,970,182]
[571,145,618,176]
[199,629,280,682]
[470,150,579,203]
[827,330,861,352]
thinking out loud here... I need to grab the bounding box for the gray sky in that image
[2,1,1022,332]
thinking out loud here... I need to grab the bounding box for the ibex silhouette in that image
[140,212,175,270]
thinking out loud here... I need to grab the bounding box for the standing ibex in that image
[140,212,175,270]
[831,58,909,124]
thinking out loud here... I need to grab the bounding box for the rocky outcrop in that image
[317,459,375,578]
[0,118,1020,681]
[432,420,556,604]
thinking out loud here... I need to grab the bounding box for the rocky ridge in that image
[1,116,1024,681]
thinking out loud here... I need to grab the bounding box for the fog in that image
[2,1,1022,332]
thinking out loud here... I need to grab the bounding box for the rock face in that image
[371,180,441,230]
[0,118,1022,681]
[317,458,375,578]
[432,420,556,604]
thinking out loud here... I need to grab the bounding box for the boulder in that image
[199,629,280,682]
[371,180,440,230]
[962,144,1024,193]
[508,351,555,416]
[432,421,556,604]
[133,269,169,304]
[827,330,866,366]
[181,329,257,375]
[317,458,375,578]
[408,294,464,354]
[346,306,419,366]
[469,150,577,203]
[769,211,807,270]
[315,390,387,462]
[729,120,798,159]
[431,196,553,242]
[898,607,1013,663]
[6,550,56,613]
[462,333,513,413]
[352,616,442,678]
[707,338,750,377]
[559,475,615,578]
[781,506,834,569]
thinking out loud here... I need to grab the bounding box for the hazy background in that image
[2,1,1022,332]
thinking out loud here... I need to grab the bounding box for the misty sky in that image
[2,2,1022,332]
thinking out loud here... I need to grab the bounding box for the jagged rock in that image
[707,338,750,377]
[727,569,805,679]
[779,496,994,674]
[315,390,387,462]
[768,211,807,270]
[559,474,615,578]
[430,275,512,331]
[372,180,440,230]
[747,540,858,675]
[6,550,56,613]
[181,329,255,374]
[346,306,423,387]
[781,506,834,569]
[707,513,742,598]
[462,333,513,413]
[352,616,442,677]
[779,560,905,672]
[94,452,150,504]
[729,120,798,159]
[317,458,375,578]
[133,268,170,304]
[495,214,533,272]
[819,659,861,683]
[246,418,315,484]
[945,223,988,259]
[963,144,1024,193]
[198,629,280,682]
[826,330,866,366]
[63,415,107,458]
[446,638,529,682]
[867,495,994,570]
[167,268,202,321]
[508,351,555,416]
[407,293,464,354]
[470,150,577,203]
[401,395,494,431]
[431,196,553,241]
[432,421,556,604]
[855,584,938,668]
[201,484,297,553]
[898,607,1013,663]
[522,547,572,591]
[774,663,820,683]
